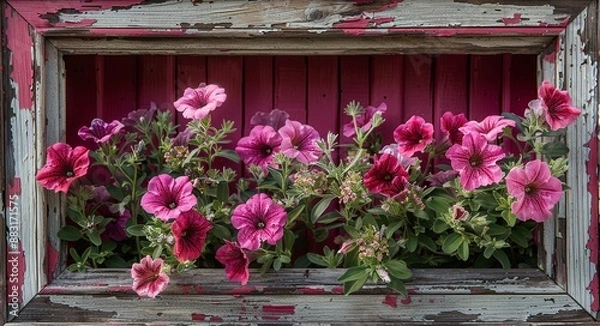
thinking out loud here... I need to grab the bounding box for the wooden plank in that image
[274,56,306,122]
[307,56,338,139]
[64,55,97,146]
[176,56,207,127]
[403,55,433,122]
[371,55,403,145]
[242,56,273,135]
[0,1,5,323]
[433,54,469,136]
[469,55,503,120]
[97,56,138,121]
[563,2,599,318]
[339,56,370,141]
[137,55,176,115]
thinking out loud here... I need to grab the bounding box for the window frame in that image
[2,0,598,323]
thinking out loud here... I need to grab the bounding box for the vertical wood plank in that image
[274,56,307,123]
[0,3,5,321]
[433,54,468,135]
[243,56,273,135]
[64,55,98,146]
[469,55,503,120]
[339,56,370,140]
[137,55,176,117]
[97,56,138,122]
[176,56,208,127]
[507,54,537,115]
[307,56,339,141]
[371,55,403,145]
[403,54,433,122]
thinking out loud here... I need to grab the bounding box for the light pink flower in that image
[231,193,287,250]
[216,240,251,285]
[426,170,458,187]
[131,255,170,298]
[363,154,409,197]
[78,118,125,143]
[506,159,563,222]
[250,109,290,130]
[278,120,322,164]
[459,115,515,142]
[538,81,581,131]
[393,115,434,157]
[342,102,387,138]
[140,175,197,221]
[171,210,212,262]
[235,125,282,168]
[440,111,468,145]
[36,143,90,193]
[445,133,505,191]
[174,83,227,120]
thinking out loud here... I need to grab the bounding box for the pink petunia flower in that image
[278,120,323,164]
[445,133,505,191]
[140,175,197,221]
[538,81,581,131]
[393,115,434,157]
[363,154,409,197]
[426,170,459,187]
[231,193,287,250]
[131,255,170,298]
[174,83,227,120]
[215,240,251,285]
[171,210,212,262]
[342,102,387,138]
[250,109,290,130]
[459,115,516,142]
[440,111,468,145]
[36,143,90,193]
[78,118,125,144]
[235,125,282,168]
[506,159,563,222]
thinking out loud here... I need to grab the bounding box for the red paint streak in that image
[53,18,97,28]
[543,38,560,63]
[5,7,34,110]
[191,313,206,321]
[429,298,435,303]
[334,16,395,35]
[383,294,397,308]
[386,27,565,37]
[209,316,224,322]
[181,285,192,294]
[45,241,60,283]
[9,178,22,195]
[262,305,296,315]
[588,274,599,312]
[400,296,412,305]
[331,286,344,294]
[107,286,133,293]
[297,287,325,294]
[585,132,599,311]
[231,285,256,296]
[502,13,522,25]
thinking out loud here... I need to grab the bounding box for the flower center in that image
[384,174,392,181]
[168,201,177,209]
[525,185,533,194]
[257,221,265,229]
[469,154,483,167]
[65,171,74,177]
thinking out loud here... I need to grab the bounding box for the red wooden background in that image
[64,54,537,151]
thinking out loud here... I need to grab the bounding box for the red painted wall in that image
[64,54,537,148]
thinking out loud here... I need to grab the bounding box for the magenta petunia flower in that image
[445,133,505,191]
[36,143,90,193]
[231,193,287,250]
[131,255,170,298]
[171,210,212,262]
[174,83,227,120]
[78,118,125,144]
[122,102,157,128]
[250,109,290,130]
[538,81,581,131]
[506,159,563,222]
[342,102,387,138]
[235,125,282,168]
[215,240,251,285]
[459,115,516,142]
[140,175,197,221]
[393,115,434,157]
[278,120,323,164]
[440,111,468,145]
[363,154,409,197]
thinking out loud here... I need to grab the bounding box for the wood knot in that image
[306,9,327,21]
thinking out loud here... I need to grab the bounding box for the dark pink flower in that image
[131,255,170,298]
[174,83,227,120]
[459,115,515,142]
[171,210,212,262]
[140,175,197,221]
[393,115,434,156]
[506,159,562,222]
[250,109,290,130]
[440,111,468,145]
[445,133,505,191]
[231,193,287,250]
[279,120,322,164]
[236,125,282,168]
[36,143,90,193]
[538,81,581,131]
[78,118,125,143]
[342,102,387,138]
[215,240,250,285]
[363,154,409,197]
[100,206,131,242]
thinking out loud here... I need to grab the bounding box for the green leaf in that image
[483,246,495,259]
[310,196,336,224]
[267,167,284,188]
[214,149,240,163]
[313,228,329,243]
[432,219,450,233]
[317,212,342,225]
[493,249,511,269]
[126,224,146,237]
[385,260,412,279]
[542,141,570,159]
[385,222,403,239]
[338,265,370,283]
[57,225,82,241]
[283,229,296,252]
[87,231,102,247]
[342,273,369,295]
[273,258,282,271]
[509,227,532,248]
[501,210,517,227]
[388,276,408,297]
[307,253,327,267]
[406,233,418,252]
[211,223,232,240]
[216,181,229,202]
[418,235,437,252]
[457,241,470,261]
[442,233,463,254]
[103,255,129,268]
[426,197,451,215]
[286,204,306,224]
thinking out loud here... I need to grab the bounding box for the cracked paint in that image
[5,6,34,110]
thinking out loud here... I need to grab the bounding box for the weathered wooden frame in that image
[2,1,598,324]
